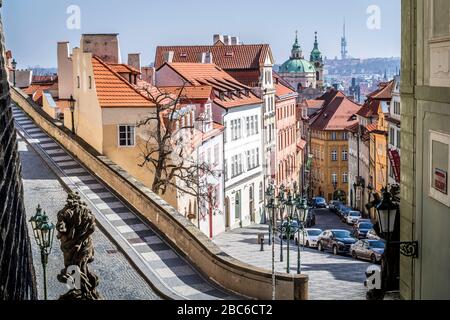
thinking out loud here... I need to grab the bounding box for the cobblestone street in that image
[214,209,372,300]
[19,137,161,300]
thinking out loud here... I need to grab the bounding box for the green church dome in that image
[279,58,316,74]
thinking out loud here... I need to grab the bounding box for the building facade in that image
[400,0,450,299]
[309,89,361,201]
[387,75,401,186]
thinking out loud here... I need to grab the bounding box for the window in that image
[224,159,228,181]
[77,76,80,89]
[118,125,135,147]
[214,144,219,166]
[390,127,395,145]
[342,132,348,140]
[88,76,92,89]
[331,132,337,140]
[332,173,338,183]
[394,101,401,115]
[342,172,348,183]
[331,150,338,161]
[397,130,401,149]
[342,149,348,161]
[231,119,242,141]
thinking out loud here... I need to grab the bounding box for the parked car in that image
[354,222,374,239]
[346,211,362,225]
[329,200,343,213]
[305,210,316,227]
[311,197,327,208]
[339,206,352,221]
[366,228,381,240]
[294,228,323,248]
[356,219,372,225]
[317,229,357,255]
[351,239,385,263]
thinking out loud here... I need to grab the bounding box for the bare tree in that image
[136,84,221,213]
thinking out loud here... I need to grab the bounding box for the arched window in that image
[316,71,320,81]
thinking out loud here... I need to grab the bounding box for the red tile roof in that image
[108,63,141,74]
[366,122,378,133]
[309,91,361,131]
[305,100,325,109]
[91,56,154,108]
[159,85,214,101]
[367,80,394,100]
[161,63,262,109]
[155,44,272,71]
[356,99,381,118]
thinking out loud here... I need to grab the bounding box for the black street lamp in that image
[294,197,307,274]
[69,95,76,134]
[11,58,17,87]
[29,205,55,300]
[277,185,286,262]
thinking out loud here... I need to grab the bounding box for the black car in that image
[317,229,357,255]
[311,197,327,208]
[353,222,374,239]
[329,200,343,213]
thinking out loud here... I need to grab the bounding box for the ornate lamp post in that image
[265,183,275,245]
[11,58,17,87]
[294,197,307,274]
[277,185,286,262]
[283,191,296,273]
[29,205,55,300]
[69,95,76,134]
[265,192,277,300]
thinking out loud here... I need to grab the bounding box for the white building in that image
[387,75,401,186]
[156,62,265,230]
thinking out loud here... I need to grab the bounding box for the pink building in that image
[274,77,299,188]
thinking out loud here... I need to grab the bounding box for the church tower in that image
[310,31,324,89]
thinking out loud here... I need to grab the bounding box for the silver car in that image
[350,239,385,263]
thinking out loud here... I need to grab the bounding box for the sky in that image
[2,0,401,69]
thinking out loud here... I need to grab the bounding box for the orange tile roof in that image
[310,91,361,131]
[92,56,154,108]
[366,122,378,133]
[155,44,272,71]
[275,83,296,99]
[162,63,262,109]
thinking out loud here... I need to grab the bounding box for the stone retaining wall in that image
[11,87,308,300]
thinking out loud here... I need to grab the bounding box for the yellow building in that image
[309,89,361,201]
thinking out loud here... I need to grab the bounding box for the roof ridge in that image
[92,56,153,102]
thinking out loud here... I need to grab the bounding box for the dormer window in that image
[225,52,234,57]
[180,52,187,58]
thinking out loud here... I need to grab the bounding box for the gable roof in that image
[356,99,382,118]
[275,83,297,100]
[309,91,361,131]
[155,44,272,71]
[91,56,154,108]
[158,85,214,101]
[367,80,394,100]
[108,63,141,74]
[160,62,262,109]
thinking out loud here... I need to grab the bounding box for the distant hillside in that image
[324,57,400,77]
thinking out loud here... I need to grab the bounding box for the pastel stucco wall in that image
[72,48,104,153]
[11,87,309,300]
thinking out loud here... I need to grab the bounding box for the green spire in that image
[291,30,303,59]
[310,31,322,63]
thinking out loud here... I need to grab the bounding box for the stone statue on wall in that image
[56,192,101,300]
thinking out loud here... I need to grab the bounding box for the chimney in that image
[213,34,224,44]
[223,35,231,45]
[57,41,74,100]
[200,52,213,64]
[128,53,141,72]
[141,66,155,86]
[163,51,174,63]
[231,36,240,45]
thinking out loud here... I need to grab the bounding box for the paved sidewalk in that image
[214,224,371,300]
[13,104,237,300]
